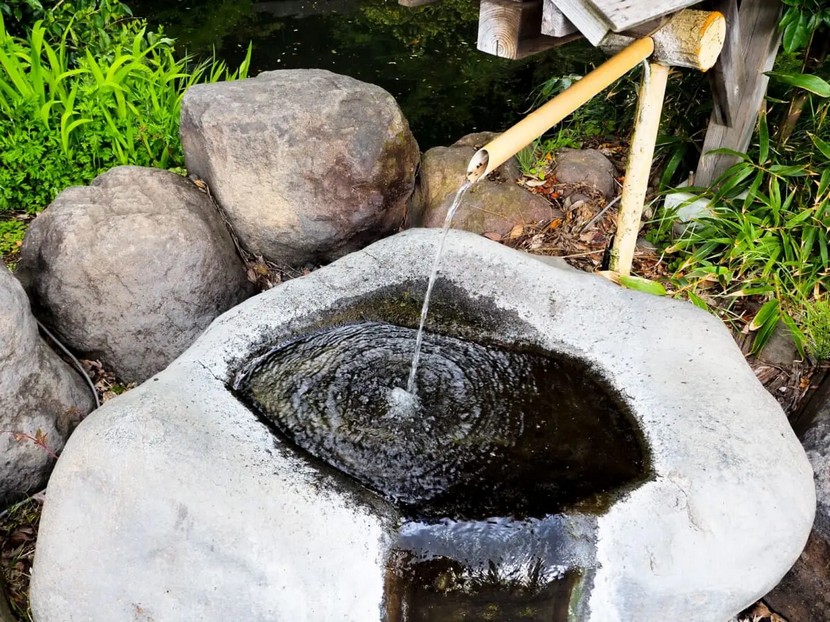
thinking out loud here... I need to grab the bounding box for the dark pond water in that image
[129,0,608,148]
[235,321,649,520]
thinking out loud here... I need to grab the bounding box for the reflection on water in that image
[129,0,607,147]
[386,514,597,621]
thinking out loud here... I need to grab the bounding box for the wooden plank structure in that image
[695,0,782,185]
[400,0,783,189]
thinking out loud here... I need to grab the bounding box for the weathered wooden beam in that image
[398,0,439,7]
[600,10,726,71]
[541,1,579,37]
[551,0,611,44]
[587,0,706,32]
[695,0,782,186]
[478,0,577,60]
[707,0,744,127]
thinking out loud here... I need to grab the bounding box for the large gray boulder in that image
[15,166,254,384]
[409,132,554,236]
[180,69,419,266]
[31,230,813,621]
[0,266,94,508]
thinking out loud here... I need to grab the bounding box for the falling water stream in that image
[233,178,651,620]
[406,180,473,395]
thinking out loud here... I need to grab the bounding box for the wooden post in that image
[695,0,782,186]
[541,1,578,37]
[610,62,670,276]
[600,9,727,71]
[708,0,745,127]
[477,0,577,60]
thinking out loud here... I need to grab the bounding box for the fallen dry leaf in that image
[507,224,524,239]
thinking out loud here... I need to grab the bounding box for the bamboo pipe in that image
[466,37,655,183]
[609,62,670,276]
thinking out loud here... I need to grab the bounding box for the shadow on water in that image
[128,0,608,148]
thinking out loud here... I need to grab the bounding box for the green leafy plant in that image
[0,218,24,255]
[0,4,251,214]
[779,0,830,54]
[801,299,830,360]
[515,130,580,179]
[661,96,829,353]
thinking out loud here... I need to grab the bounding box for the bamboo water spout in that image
[466,37,654,184]
[466,9,726,276]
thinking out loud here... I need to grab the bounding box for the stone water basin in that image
[31,229,814,621]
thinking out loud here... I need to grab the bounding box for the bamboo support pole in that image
[609,62,670,277]
[466,37,654,183]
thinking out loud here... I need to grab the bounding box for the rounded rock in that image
[553,148,617,199]
[180,69,420,266]
[409,132,553,236]
[15,166,254,384]
[0,266,94,507]
[30,230,814,621]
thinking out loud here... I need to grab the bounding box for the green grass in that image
[655,72,830,355]
[0,3,250,214]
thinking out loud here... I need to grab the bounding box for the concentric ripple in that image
[235,321,648,519]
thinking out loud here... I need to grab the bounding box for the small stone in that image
[408,132,552,236]
[553,149,617,199]
[757,321,799,368]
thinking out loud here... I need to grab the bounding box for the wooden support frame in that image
[478,0,577,60]
[551,0,611,44]
[541,1,579,37]
[588,0,706,32]
[695,0,782,186]
[707,0,744,127]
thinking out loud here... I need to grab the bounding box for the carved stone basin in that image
[31,229,815,621]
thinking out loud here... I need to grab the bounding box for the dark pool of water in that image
[128,0,607,148]
[234,321,648,521]
[385,548,580,622]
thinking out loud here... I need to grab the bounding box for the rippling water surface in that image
[235,321,647,519]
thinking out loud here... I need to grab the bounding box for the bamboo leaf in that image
[767,72,830,98]
[618,275,667,296]
[758,110,769,163]
[810,133,830,161]
[780,312,805,359]
[768,164,808,177]
[686,291,709,311]
[818,169,830,199]
[0,46,33,99]
[751,301,781,354]
[750,299,780,331]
